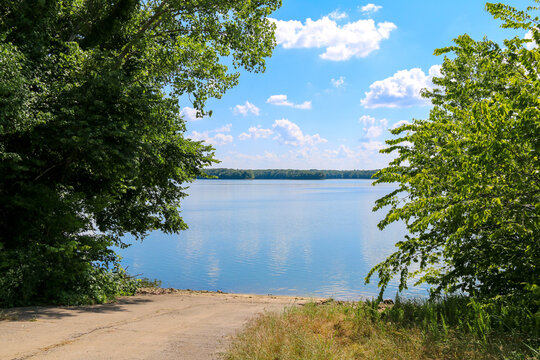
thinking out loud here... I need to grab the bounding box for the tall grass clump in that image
[225,296,539,360]
[382,295,538,348]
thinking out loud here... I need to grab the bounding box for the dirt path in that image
[0,291,312,360]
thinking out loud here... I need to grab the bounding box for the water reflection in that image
[206,254,220,287]
[180,232,204,260]
[118,180,430,299]
[236,231,260,262]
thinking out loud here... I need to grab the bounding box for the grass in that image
[225,296,539,360]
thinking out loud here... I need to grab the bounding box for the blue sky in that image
[181,0,527,170]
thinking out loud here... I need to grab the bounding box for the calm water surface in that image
[119,180,429,299]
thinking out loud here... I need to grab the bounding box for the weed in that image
[225,296,539,360]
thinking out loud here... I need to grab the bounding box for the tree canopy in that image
[202,168,378,180]
[367,1,540,308]
[0,0,281,306]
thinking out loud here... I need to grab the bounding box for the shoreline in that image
[134,287,326,301]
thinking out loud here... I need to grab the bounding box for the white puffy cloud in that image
[310,141,391,168]
[365,126,383,138]
[390,120,411,129]
[336,145,355,158]
[361,65,441,108]
[272,119,327,147]
[229,151,280,162]
[180,107,203,121]
[360,140,385,152]
[219,142,395,170]
[331,76,346,88]
[239,125,274,140]
[294,101,312,110]
[190,125,233,146]
[359,115,388,138]
[361,4,382,14]
[429,64,442,78]
[209,133,233,145]
[358,115,376,125]
[290,147,315,160]
[266,95,312,109]
[219,151,282,169]
[525,30,538,50]
[325,144,356,159]
[232,101,260,116]
[271,16,396,61]
[211,123,232,133]
[329,9,348,20]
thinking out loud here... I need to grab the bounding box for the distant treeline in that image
[200,168,379,180]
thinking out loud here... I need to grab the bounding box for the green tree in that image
[0,0,281,306]
[366,1,540,306]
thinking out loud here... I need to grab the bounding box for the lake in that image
[118,179,429,299]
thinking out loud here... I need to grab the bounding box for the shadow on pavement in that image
[1,297,153,321]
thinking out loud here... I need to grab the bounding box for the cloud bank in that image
[180,107,202,121]
[361,4,382,14]
[525,30,538,50]
[190,124,233,146]
[239,126,274,140]
[272,119,327,147]
[361,65,441,108]
[359,115,388,138]
[267,95,312,109]
[233,101,260,116]
[271,15,396,61]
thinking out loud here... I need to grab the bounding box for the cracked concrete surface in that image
[0,292,311,360]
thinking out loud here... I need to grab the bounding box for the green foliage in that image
[226,298,538,360]
[322,169,379,179]
[376,295,539,343]
[135,277,163,288]
[0,0,280,306]
[366,1,540,310]
[0,257,139,307]
[202,168,379,180]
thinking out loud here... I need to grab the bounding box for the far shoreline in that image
[200,168,379,180]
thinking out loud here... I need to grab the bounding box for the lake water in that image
[118,179,429,299]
